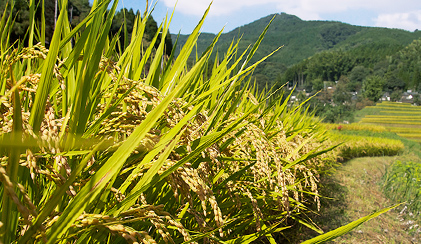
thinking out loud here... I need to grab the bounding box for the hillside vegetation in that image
[172,13,421,90]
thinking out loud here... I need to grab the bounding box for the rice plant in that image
[361,118,421,124]
[365,115,421,119]
[0,0,337,242]
[378,102,418,107]
[0,1,399,243]
[390,127,421,133]
[380,111,421,115]
[329,133,404,161]
[377,107,421,111]
[322,123,388,133]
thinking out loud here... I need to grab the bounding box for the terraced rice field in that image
[360,102,421,141]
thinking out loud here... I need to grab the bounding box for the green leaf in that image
[1,68,23,244]
[28,0,67,133]
[19,142,106,243]
[301,203,402,244]
[225,222,288,244]
[116,102,204,195]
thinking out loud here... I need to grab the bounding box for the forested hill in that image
[172,13,421,89]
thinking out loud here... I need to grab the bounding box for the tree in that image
[390,88,403,102]
[323,106,336,123]
[305,51,352,82]
[144,15,173,56]
[384,70,406,92]
[333,75,352,104]
[144,15,158,41]
[362,75,385,102]
[355,96,374,110]
[348,65,370,92]
[0,0,90,45]
[413,94,421,105]
[110,8,137,48]
[0,0,32,44]
[69,0,91,27]
[412,66,421,91]
[296,91,307,103]
[110,12,173,55]
[372,60,389,77]
[311,78,324,91]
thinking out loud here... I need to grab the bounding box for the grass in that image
[354,102,421,122]
[269,117,410,242]
[318,157,418,243]
[294,122,421,243]
[390,127,421,133]
[377,103,421,109]
[365,115,421,119]
[383,161,421,223]
[397,133,421,138]
[324,124,405,162]
[281,155,418,243]
[334,129,421,157]
[313,104,421,242]
[353,106,383,122]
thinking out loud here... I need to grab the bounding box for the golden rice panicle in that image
[0,165,37,228]
[174,167,224,236]
[1,102,13,134]
[243,187,264,231]
[167,168,193,205]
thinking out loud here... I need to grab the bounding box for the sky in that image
[108,0,421,34]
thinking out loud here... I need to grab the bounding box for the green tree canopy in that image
[362,75,385,102]
[348,65,370,91]
[0,0,90,45]
[110,10,173,55]
[333,75,352,104]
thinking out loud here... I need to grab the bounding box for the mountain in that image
[171,13,421,89]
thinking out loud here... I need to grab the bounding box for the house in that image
[381,92,391,101]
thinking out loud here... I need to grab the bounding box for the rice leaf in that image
[28,0,67,133]
[301,203,402,244]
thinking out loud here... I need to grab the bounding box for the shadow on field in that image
[279,156,417,244]
[273,172,352,243]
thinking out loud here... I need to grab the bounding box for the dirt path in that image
[300,156,418,243]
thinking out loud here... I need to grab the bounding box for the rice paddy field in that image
[2,1,397,243]
[331,133,404,161]
[315,121,421,243]
[358,102,421,142]
[320,102,421,242]
[0,1,413,243]
[356,104,421,235]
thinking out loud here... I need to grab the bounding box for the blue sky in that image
[101,0,421,34]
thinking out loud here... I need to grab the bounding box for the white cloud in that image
[273,0,419,21]
[374,11,421,31]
